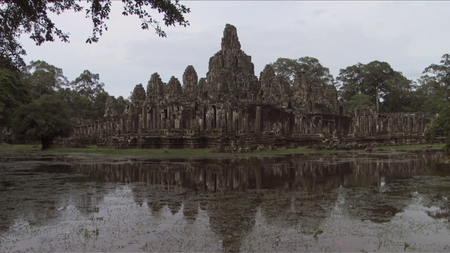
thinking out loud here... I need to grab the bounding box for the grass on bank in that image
[0,142,446,158]
[373,144,446,151]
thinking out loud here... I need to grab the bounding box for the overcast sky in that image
[19,1,450,98]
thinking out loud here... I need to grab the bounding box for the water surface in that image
[1,152,449,252]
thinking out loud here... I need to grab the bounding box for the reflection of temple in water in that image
[207,193,260,252]
[64,154,445,228]
[1,153,448,252]
[68,154,442,193]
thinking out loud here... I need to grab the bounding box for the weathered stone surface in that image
[147,73,165,104]
[69,23,436,150]
[166,76,182,101]
[221,24,241,51]
[258,64,291,107]
[182,65,198,98]
[258,64,276,103]
[291,70,341,114]
[206,24,259,103]
[104,96,119,117]
[197,78,208,100]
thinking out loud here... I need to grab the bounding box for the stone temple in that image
[69,24,434,151]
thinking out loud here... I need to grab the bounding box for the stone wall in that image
[68,24,435,150]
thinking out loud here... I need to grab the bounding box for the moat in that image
[1,152,449,252]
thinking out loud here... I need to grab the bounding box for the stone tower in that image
[166,76,182,101]
[182,65,198,99]
[206,24,259,103]
[258,64,291,107]
[146,72,165,104]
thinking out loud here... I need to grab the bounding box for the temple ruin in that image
[69,24,434,150]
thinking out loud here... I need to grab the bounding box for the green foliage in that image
[0,0,191,69]
[346,94,375,112]
[411,54,450,114]
[337,61,412,113]
[425,103,450,143]
[22,60,69,99]
[12,94,73,149]
[117,96,130,115]
[0,68,30,127]
[270,57,334,87]
[91,91,110,118]
[55,69,109,119]
[422,54,450,102]
[270,58,301,85]
[56,88,93,118]
[297,56,334,86]
[71,70,105,100]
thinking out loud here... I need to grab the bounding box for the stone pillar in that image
[227,106,233,133]
[142,106,147,130]
[318,119,323,134]
[244,113,249,133]
[152,108,156,130]
[120,119,124,134]
[255,106,262,134]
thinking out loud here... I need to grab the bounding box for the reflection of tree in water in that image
[0,164,110,235]
[258,160,345,231]
[426,196,449,225]
[419,159,450,228]
[342,156,437,223]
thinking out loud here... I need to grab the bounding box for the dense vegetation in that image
[0,60,132,148]
[0,0,188,149]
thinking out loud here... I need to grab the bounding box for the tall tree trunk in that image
[376,88,380,113]
[41,137,52,150]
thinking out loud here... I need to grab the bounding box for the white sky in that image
[19,1,450,98]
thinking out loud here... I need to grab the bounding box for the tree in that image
[336,63,366,104]
[22,60,69,99]
[337,61,412,113]
[91,91,110,119]
[297,56,334,87]
[270,58,299,85]
[0,0,191,69]
[425,103,450,144]
[422,54,450,102]
[71,70,105,100]
[64,70,108,119]
[408,54,450,114]
[12,94,72,150]
[0,67,29,127]
[410,76,447,114]
[346,94,375,112]
[56,87,93,118]
[116,95,130,114]
[382,76,415,113]
[270,57,334,87]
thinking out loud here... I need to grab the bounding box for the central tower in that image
[205,24,259,104]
